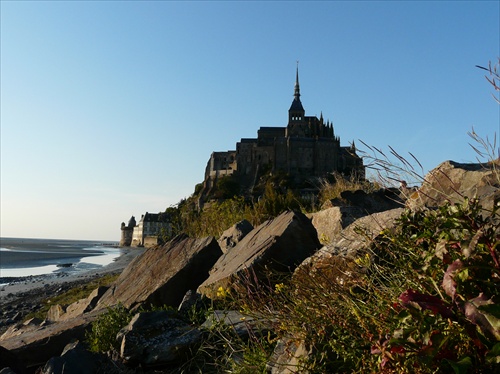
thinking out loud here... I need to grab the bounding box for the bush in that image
[221,195,499,373]
[86,304,133,353]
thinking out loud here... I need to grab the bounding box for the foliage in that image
[358,140,425,189]
[173,295,276,374]
[476,58,500,104]
[214,175,241,199]
[317,171,379,207]
[221,197,500,373]
[251,181,303,222]
[86,304,133,353]
[368,198,500,372]
[183,196,250,238]
[25,273,119,321]
[160,178,312,239]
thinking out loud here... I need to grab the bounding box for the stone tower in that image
[120,216,136,247]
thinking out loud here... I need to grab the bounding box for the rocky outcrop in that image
[117,311,201,366]
[302,207,405,269]
[41,340,103,374]
[202,310,271,339]
[0,317,45,341]
[0,345,27,374]
[0,309,106,371]
[308,206,364,245]
[325,187,404,212]
[2,160,496,373]
[408,160,500,210]
[267,337,310,374]
[311,188,404,245]
[97,234,222,310]
[218,219,254,253]
[198,211,321,298]
[47,286,108,322]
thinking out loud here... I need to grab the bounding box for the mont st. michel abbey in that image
[199,67,364,202]
[121,67,364,247]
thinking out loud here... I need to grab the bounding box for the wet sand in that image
[0,237,111,268]
[0,247,145,335]
[0,247,144,297]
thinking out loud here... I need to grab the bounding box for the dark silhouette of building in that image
[202,66,364,199]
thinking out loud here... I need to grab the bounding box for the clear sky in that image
[1,1,499,241]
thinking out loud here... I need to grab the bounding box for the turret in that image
[120,215,136,247]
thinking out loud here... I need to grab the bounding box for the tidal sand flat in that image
[0,237,120,283]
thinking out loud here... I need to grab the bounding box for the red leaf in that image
[399,289,454,319]
[442,259,463,300]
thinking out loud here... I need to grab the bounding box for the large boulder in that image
[117,311,201,366]
[0,345,27,374]
[408,160,500,210]
[41,340,102,374]
[218,219,254,253]
[0,309,105,372]
[325,188,404,212]
[266,337,310,374]
[47,286,108,322]
[198,211,321,298]
[0,317,45,341]
[97,234,222,310]
[202,310,271,339]
[312,188,404,245]
[296,208,404,287]
[308,206,364,245]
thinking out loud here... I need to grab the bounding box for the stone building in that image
[202,67,364,197]
[120,212,170,247]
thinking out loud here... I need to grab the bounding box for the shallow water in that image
[0,237,120,280]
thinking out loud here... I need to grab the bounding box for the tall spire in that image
[288,61,305,129]
[294,61,300,100]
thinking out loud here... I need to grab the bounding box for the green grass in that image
[26,273,119,321]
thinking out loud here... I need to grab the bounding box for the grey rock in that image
[202,310,271,339]
[218,219,254,253]
[296,208,404,288]
[49,286,108,322]
[308,206,364,245]
[177,290,202,314]
[307,208,404,262]
[41,340,101,374]
[0,309,105,371]
[198,211,321,298]
[118,311,201,366]
[0,345,26,374]
[267,337,310,374]
[328,187,404,212]
[408,160,500,211]
[97,234,223,311]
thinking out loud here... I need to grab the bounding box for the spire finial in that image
[294,61,300,100]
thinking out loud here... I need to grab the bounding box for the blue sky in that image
[1,1,499,241]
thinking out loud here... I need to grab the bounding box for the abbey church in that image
[201,67,365,198]
[121,68,365,246]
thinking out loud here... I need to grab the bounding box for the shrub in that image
[86,304,133,353]
[220,194,499,373]
[317,171,378,207]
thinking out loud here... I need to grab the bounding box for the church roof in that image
[289,98,304,112]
